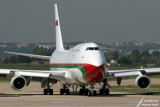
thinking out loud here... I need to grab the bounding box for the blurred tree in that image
[141,50,149,66]
[130,49,141,64]
[150,51,160,66]
[118,56,130,66]
[106,51,119,62]
[33,46,55,56]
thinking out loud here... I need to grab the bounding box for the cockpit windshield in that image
[86,47,99,51]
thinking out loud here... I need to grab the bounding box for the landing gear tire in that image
[60,89,70,95]
[88,90,92,97]
[44,89,47,95]
[100,89,104,95]
[43,89,53,95]
[49,89,53,95]
[105,89,109,95]
[79,88,89,95]
[85,89,89,95]
[93,90,97,96]
[66,89,70,95]
[79,89,83,95]
[60,89,64,95]
[79,89,84,95]
[99,89,109,95]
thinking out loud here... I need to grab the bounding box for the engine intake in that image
[135,75,151,89]
[11,76,26,91]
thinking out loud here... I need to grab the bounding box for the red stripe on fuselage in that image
[50,63,105,83]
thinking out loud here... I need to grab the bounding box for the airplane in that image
[0,4,160,97]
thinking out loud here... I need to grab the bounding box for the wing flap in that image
[18,72,50,78]
[113,71,141,77]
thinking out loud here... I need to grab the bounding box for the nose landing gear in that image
[88,83,97,97]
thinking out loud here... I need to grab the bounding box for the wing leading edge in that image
[106,68,160,77]
[4,51,50,60]
[0,69,65,80]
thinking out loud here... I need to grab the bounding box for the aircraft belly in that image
[67,68,86,84]
[50,68,86,84]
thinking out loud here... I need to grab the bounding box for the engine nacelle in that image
[135,75,151,90]
[10,76,26,91]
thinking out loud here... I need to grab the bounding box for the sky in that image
[0,0,160,43]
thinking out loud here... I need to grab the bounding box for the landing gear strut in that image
[60,84,70,95]
[43,79,53,95]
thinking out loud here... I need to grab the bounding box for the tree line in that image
[106,49,160,67]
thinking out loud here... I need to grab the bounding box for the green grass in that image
[0,74,13,82]
[110,85,160,95]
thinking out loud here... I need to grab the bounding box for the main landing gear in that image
[60,84,70,95]
[99,88,109,95]
[43,79,53,95]
[44,89,53,95]
[79,85,89,95]
[99,79,110,95]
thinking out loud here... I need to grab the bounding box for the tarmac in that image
[0,78,159,107]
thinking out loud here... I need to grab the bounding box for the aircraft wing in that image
[4,51,50,60]
[106,68,160,77]
[0,69,65,80]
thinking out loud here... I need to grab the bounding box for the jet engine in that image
[135,75,151,89]
[10,76,26,90]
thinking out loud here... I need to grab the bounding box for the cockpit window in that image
[86,47,99,50]
[95,47,99,50]
[86,47,94,50]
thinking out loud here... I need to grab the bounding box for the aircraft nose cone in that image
[92,51,106,66]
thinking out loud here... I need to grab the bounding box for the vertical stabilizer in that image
[54,4,64,51]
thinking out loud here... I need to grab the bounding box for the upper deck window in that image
[86,47,99,50]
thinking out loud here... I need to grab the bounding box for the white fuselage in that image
[49,43,106,84]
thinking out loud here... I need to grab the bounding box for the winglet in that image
[54,4,64,51]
